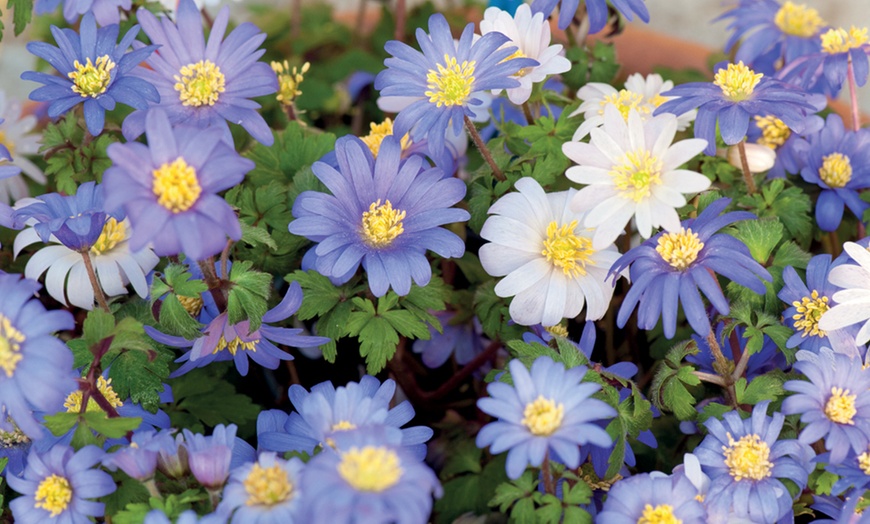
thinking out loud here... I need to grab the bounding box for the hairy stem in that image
[465,115,505,181]
[847,54,862,132]
[81,250,110,312]
[736,140,757,195]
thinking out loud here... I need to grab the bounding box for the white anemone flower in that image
[13,215,159,310]
[819,241,870,345]
[563,106,710,250]
[479,5,571,105]
[478,177,623,327]
[0,92,45,203]
[570,73,697,141]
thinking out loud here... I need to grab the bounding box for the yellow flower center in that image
[331,420,357,431]
[243,463,294,506]
[0,426,29,447]
[174,60,226,107]
[714,62,763,102]
[90,217,126,255]
[178,295,204,317]
[822,27,870,54]
[774,2,825,38]
[64,376,124,413]
[656,228,704,271]
[755,115,791,149]
[541,220,595,277]
[819,152,852,188]
[521,395,564,436]
[599,89,649,119]
[0,314,25,378]
[68,56,115,98]
[360,199,405,248]
[34,474,73,517]
[858,448,870,475]
[152,157,202,213]
[826,387,858,424]
[502,48,531,77]
[360,118,412,157]
[791,290,829,337]
[213,336,258,356]
[544,324,569,338]
[271,60,309,106]
[0,130,15,157]
[338,446,403,492]
[425,55,476,107]
[723,433,773,482]
[610,150,663,202]
[637,504,682,524]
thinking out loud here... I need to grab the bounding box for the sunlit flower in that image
[0,92,44,203]
[597,472,705,523]
[529,0,649,33]
[819,241,870,345]
[219,452,304,523]
[779,25,870,95]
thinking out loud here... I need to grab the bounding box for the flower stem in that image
[522,101,535,125]
[542,451,555,495]
[144,478,162,499]
[693,370,726,386]
[706,330,739,408]
[829,230,841,258]
[220,239,233,280]
[291,0,301,39]
[81,250,110,312]
[465,115,505,181]
[198,258,228,313]
[736,140,757,195]
[847,54,862,132]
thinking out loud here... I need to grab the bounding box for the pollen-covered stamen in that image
[714,62,763,102]
[723,432,773,482]
[502,48,531,77]
[271,60,309,106]
[858,448,870,475]
[338,446,403,491]
[0,314,25,378]
[34,474,73,517]
[90,217,126,255]
[599,90,649,119]
[425,54,476,107]
[638,504,681,524]
[819,152,852,188]
[755,115,791,149]
[178,295,204,317]
[541,220,595,277]
[152,157,202,213]
[656,228,704,271]
[825,387,858,424]
[774,2,825,38]
[360,119,412,157]
[361,199,406,248]
[174,60,226,107]
[68,56,115,98]
[611,150,663,202]
[64,376,124,413]
[331,420,357,431]
[822,26,870,54]
[213,336,259,356]
[544,324,569,338]
[791,290,829,337]
[521,395,565,436]
[243,463,294,506]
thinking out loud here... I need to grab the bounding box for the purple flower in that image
[0,135,19,179]
[218,452,304,523]
[12,181,110,251]
[35,0,131,26]
[530,0,649,33]
[104,109,252,261]
[598,472,705,523]
[183,424,238,489]
[123,0,278,145]
[778,26,870,96]
[412,311,488,368]
[102,429,176,481]
[22,12,157,136]
[747,114,816,178]
[288,135,469,297]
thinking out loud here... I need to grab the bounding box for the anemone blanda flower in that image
[479,5,571,105]
[779,25,870,95]
[288,135,469,297]
[563,106,710,248]
[819,241,870,345]
[569,73,696,141]
[105,109,251,261]
[146,281,330,377]
[102,430,176,481]
[812,494,870,524]
[218,452,304,523]
[826,445,870,496]
[612,198,771,339]
[655,61,823,155]
[529,0,649,33]
[7,445,115,523]
[374,13,536,158]
[34,0,130,26]
[183,424,238,489]
[0,93,45,203]
[412,310,489,368]
[122,0,277,145]
[22,12,158,136]
[597,472,706,523]
[300,426,442,524]
[476,356,615,479]
[693,401,814,523]
[12,181,109,252]
[479,177,624,326]
[747,113,815,178]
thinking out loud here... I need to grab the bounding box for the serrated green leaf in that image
[562,480,592,506]
[82,309,116,349]
[227,260,272,330]
[106,343,173,413]
[85,412,141,438]
[245,121,336,187]
[285,270,343,320]
[240,222,278,250]
[735,375,784,404]
[8,0,33,37]
[44,412,81,437]
[732,218,783,264]
[381,309,431,339]
[157,294,204,340]
[353,315,399,374]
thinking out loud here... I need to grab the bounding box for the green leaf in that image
[8,0,33,37]
[156,294,204,340]
[351,315,399,374]
[286,270,343,320]
[440,440,483,478]
[245,121,336,188]
[161,264,209,299]
[168,366,259,435]
[43,412,80,437]
[82,309,116,349]
[239,222,278,251]
[735,374,784,404]
[227,260,272,330]
[489,471,538,513]
[731,218,783,264]
[84,412,141,439]
[106,342,174,413]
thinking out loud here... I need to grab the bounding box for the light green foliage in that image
[149,264,207,339]
[39,113,115,193]
[650,340,702,421]
[227,260,273,331]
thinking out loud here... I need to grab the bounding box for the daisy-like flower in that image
[655,61,823,155]
[476,356,615,479]
[123,0,278,145]
[693,401,814,523]
[0,92,45,203]
[7,445,115,523]
[783,348,870,463]
[479,5,571,105]
[819,242,870,345]
[104,109,252,261]
[612,198,771,339]
[373,13,536,158]
[22,12,158,136]
[529,0,649,33]
[146,281,330,377]
[301,426,442,524]
[597,472,706,523]
[827,445,870,496]
[799,114,870,231]
[779,26,870,95]
[219,452,304,523]
[34,0,131,26]
[0,275,75,438]
[288,135,469,297]
[479,177,624,326]
[570,73,696,141]
[564,107,710,249]
[12,181,109,252]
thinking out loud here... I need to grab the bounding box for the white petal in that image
[495,257,551,297]
[829,265,870,290]
[819,302,870,331]
[480,243,539,277]
[480,215,542,252]
[843,242,870,271]
[661,170,712,194]
[68,261,94,310]
[662,139,708,171]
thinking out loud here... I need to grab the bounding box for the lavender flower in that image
[218,452,304,523]
[12,181,108,252]
[530,0,649,33]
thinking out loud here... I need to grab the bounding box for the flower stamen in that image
[822,27,870,54]
[34,474,73,517]
[825,387,858,424]
[243,463,294,506]
[638,503,681,524]
[774,2,825,38]
[338,446,403,491]
[714,62,763,102]
[819,152,852,188]
[791,290,829,337]
[152,157,202,213]
[361,199,405,248]
[68,56,115,98]
[0,314,25,378]
[755,115,791,149]
[656,228,704,271]
[425,55,476,107]
[174,60,226,107]
[542,220,595,277]
[360,119,412,157]
[722,432,773,482]
[610,150,663,202]
[521,395,564,436]
[90,217,126,255]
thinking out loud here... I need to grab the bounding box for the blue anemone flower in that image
[35,0,131,27]
[597,472,706,523]
[529,0,649,33]
[218,452,304,523]
[778,26,870,96]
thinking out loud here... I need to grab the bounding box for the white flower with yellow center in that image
[563,105,710,250]
[0,92,45,204]
[821,242,870,345]
[479,177,623,326]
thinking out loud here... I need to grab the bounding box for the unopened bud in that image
[722,143,776,173]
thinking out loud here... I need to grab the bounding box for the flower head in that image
[34,0,131,26]
[529,0,649,33]
[598,472,706,523]
[219,452,304,523]
[819,241,870,345]
[102,430,176,481]
[183,424,238,489]
[412,310,489,368]
[777,25,870,96]
[0,92,45,203]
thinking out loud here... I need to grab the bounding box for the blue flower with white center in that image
[693,401,814,523]
[218,452,304,523]
[288,135,469,297]
[374,13,536,158]
[476,356,615,479]
[21,12,158,136]
[597,472,706,523]
[612,198,771,339]
[783,348,870,464]
[529,0,649,33]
